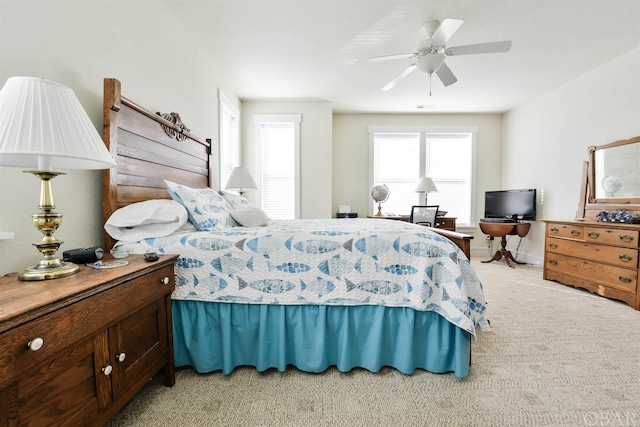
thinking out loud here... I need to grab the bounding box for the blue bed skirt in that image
[172,300,471,378]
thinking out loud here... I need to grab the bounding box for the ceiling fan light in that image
[416,54,445,74]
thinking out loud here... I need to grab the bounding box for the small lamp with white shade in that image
[225,166,257,196]
[0,77,116,281]
[415,177,438,205]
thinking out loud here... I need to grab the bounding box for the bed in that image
[102,78,488,378]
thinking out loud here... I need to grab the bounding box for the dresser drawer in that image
[584,226,639,248]
[546,237,638,268]
[546,223,584,240]
[545,253,638,293]
[436,217,455,231]
[0,264,174,386]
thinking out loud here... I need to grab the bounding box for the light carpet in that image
[106,259,640,426]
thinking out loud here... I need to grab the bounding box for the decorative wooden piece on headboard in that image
[156,112,190,142]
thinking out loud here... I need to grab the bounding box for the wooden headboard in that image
[102,78,212,250]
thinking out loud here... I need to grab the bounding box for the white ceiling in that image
[164,0,640,114]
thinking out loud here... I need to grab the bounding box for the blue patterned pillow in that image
[165,180,237,230]
[218,189,253,209]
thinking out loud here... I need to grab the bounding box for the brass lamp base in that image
[19,170,79,281]
[19,260,79,281]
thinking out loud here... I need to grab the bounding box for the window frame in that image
[368,125,478,227]
[218,89,240,190]
[254,114,301,219]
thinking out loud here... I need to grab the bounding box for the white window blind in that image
[219,90,239,189]
[255,114,301,220]
[371,128,475,226]
[425,134,472,225]
[372,133,421,216]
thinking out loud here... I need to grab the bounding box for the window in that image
[254,114,301,219]
[369,126,476,226]
[219,90,240,189]
[371,133,421,214]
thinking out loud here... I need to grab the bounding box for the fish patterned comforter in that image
[116,218,487,337]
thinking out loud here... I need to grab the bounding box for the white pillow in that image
[105,199,188,242]
[219,189,253,209]
[229,207,269,227]
[165,180,237,230]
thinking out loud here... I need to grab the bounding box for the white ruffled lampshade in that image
[0,76,116,170]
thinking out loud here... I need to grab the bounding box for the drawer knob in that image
[619,276,632,283]
[549,259,558,265]
[27,337,44,351]
[161,276,170,285]
[549,243,558,249]
[102,365,113,376]
[587,231,600,239]
[570,230,581,236]
[618,254,633,262]
[620,235,635,243]
[117,352,126,362]
[550,227,559,233]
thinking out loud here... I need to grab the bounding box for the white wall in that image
[503,48,640,264]
[332,113,503,246]
[241,100,333,219]
[0,1,236,275]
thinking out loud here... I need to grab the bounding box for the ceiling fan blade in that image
[446,40,512,56]
[368,53,416,63]
[435,62,457,87]
[382,64,417,91]
[430,19,464,47]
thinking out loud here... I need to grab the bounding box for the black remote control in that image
[144,252,159,262]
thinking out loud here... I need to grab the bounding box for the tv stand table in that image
[479,221,531,268]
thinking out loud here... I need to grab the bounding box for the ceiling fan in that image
[369,19,512,92]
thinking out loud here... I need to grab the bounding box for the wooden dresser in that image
[543,220,640,310]
[0,254,178,426]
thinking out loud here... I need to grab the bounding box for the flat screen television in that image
[484,189,537,221]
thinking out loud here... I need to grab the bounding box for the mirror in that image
[588,136,640,204]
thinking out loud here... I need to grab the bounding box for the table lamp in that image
[415,177,438,205]
[225,166,257,196]
[0,77,117,281]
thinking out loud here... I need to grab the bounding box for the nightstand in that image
[0,254,178,426]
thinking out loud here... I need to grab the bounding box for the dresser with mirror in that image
[543,136,640,310]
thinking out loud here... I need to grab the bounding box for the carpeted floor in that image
[106,259,640,426]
